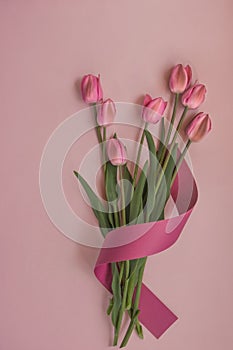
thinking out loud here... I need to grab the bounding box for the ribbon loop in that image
[94,161,198,338]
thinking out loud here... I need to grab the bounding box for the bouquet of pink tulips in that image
[74,64,211,347]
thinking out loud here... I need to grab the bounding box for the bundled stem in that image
[113,260,130,345]
[120,257,147,348]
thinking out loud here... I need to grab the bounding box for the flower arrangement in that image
[74,64,211,347]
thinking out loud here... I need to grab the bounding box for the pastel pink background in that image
[1,1,233,349]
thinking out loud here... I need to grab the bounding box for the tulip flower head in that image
[81,74,103,103]
[169,64,192,93]
[107,138,127,166]
[142,94,167,124]
[186,112,212,142]
[181,83,206,109]
[97,99,116,126]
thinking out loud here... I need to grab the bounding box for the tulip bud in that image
[185,65,192,87]
[107,138,127,166]
[169,64,192,93]
[181,83,206,109]
[142,94,167,124]
[97,99,116,126]
[186,112,212,142]
[81,74,103,103]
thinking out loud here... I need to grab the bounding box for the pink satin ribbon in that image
[94,161,198,338]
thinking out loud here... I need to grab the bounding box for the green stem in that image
[133,258,146,313]
[113,260,130,346]
[154,144,174,199]
[125,259,140,310]
[120,311,140,348]
[103,126,106,141]
[111,193,120,229]
[111,164,120,228]
[112,166,128,345]
[103,126,107,173]
[119,262,124,282]
[119,165,126,226]
[170,139,192,186]
[167,93,179,143]
[171,106,188,146]
[120,257,147,348]
[152,106,189,217]
[132,122,148,188]
[160,93,179,164]
[92,103,103,144]
[113,208,120,228]
[107,298,114,315]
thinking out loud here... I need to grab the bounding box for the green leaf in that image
[135,200,144,224]
[73,171,110,235]
[157,118,165,160]
[122,164,133,223]
[129,161,148,223]
[105,161,118,202]
[123,164,133,184]
[105,161,119,227]
[144,129,156,156]
[149,143,178,221]
[144,130,159,220]
[111,263,122,327]
[164,143,178,187]
[149,179,167,221]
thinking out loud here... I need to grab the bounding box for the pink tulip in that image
[107,138,127,166]
[169,64,192,93]
[142,94,167,124]
[186,112,212,142]
[181,83,206,109]
[81,74,103,103]
[185,65,192,87]
[97,99,116,126]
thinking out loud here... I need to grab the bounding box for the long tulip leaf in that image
[149,143,178,221]
[129,161,148,223]
[73,171,110,235]
[164,143,178,187]
[157,118,165,160]
[105,161,118,202]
